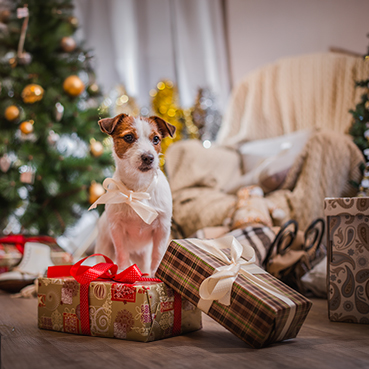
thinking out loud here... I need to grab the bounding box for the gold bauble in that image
[60,36,76,52]
[5,105,20,121]
[90,139,104,157]
[87,83,100,95]
[9,57,17,68]
[63,75,85,97]
[0,10,10,23]
[21,84,44,104]
[20,120,34,135]
[68,16,79,28]
[89,181,105,204]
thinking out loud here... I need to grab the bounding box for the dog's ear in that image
[98,114,128,135]
[149,116,176,138]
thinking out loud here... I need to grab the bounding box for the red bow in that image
[0,234,56,253]
[47,254,167,336]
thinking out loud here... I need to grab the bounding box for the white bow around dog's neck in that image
[88,174,159,225]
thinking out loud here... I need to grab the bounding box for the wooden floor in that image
[0,291,368,369]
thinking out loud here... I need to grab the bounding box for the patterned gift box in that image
[324,197,369,324]
[0,235,73,273]
[38,263,202,342]
[156,236,312,348]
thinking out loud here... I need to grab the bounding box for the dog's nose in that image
[141,153,154,165]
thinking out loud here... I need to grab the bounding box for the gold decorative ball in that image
[60,36,76,52]
[21,84,44,104]
[5,105,20,121]
[68,16,79,28]
[63,75,85,97]
[20,120,34,135]
[90,139,104,157]
[87,83,100,96]
[0,10,10,23]
[9,57,17,68]
[89,181,105,204]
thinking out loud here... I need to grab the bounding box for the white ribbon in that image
[187,236,296,342]
[88,178,158,225]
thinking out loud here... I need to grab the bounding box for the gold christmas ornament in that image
[89,181,105,204]
[63,75,85,97]
[87,83,100,95]
[5,105,20,121]
[9,57,17,68]
[90,138,104,157]
[0,10,10,23]
[60,36,76,52]
[20,120,34,134]
[21,84,44,104]
[68,16,79,28]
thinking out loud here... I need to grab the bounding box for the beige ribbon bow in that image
[88,178,158,225]
[187,235,296,342]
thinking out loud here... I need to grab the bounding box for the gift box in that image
[324,197,369,324]
[0,235,73,273]
[38,255,202,342]
[156,236,312,348]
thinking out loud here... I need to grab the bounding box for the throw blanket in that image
[166,131,363,237]
[267,130,363,231]
[217,53,369,146]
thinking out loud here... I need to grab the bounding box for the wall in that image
[226,0,369,88]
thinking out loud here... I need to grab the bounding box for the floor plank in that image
[0,292,368,369]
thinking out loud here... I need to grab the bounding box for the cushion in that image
[224,129,312,194]
[165,139,243,193]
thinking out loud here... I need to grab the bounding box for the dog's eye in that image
[152,135,160,145]
[123,134,135,143]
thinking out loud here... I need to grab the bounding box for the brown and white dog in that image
[93,113,176,276]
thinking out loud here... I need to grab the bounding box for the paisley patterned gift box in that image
[324,197,369,324]
[38,262,202,342]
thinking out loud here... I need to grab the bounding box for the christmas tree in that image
[0,0,113,236]
[349,41,369,196]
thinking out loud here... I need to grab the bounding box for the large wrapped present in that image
[324,197,369,324]
[0,235,72,274]
[38,254,202,342]
[156,236,312,348]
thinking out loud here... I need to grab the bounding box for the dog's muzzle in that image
[139,153,155,172]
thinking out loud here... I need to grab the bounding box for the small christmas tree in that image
[0,1,113,236]
[349,40,369,196]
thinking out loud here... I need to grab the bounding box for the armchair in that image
[166,52,368,237]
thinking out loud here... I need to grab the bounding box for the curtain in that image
[74,0,231,112]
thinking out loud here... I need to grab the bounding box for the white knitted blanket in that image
[217,53,369,146]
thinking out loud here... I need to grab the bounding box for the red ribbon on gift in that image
[47,254,182,337]
[0,234,56,254]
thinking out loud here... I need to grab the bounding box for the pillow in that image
[165,140,243,193]
[224,129,312,194]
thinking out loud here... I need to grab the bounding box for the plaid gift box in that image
[38,255,202,342]
[324,197,369,324]
[156,236,312,348]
